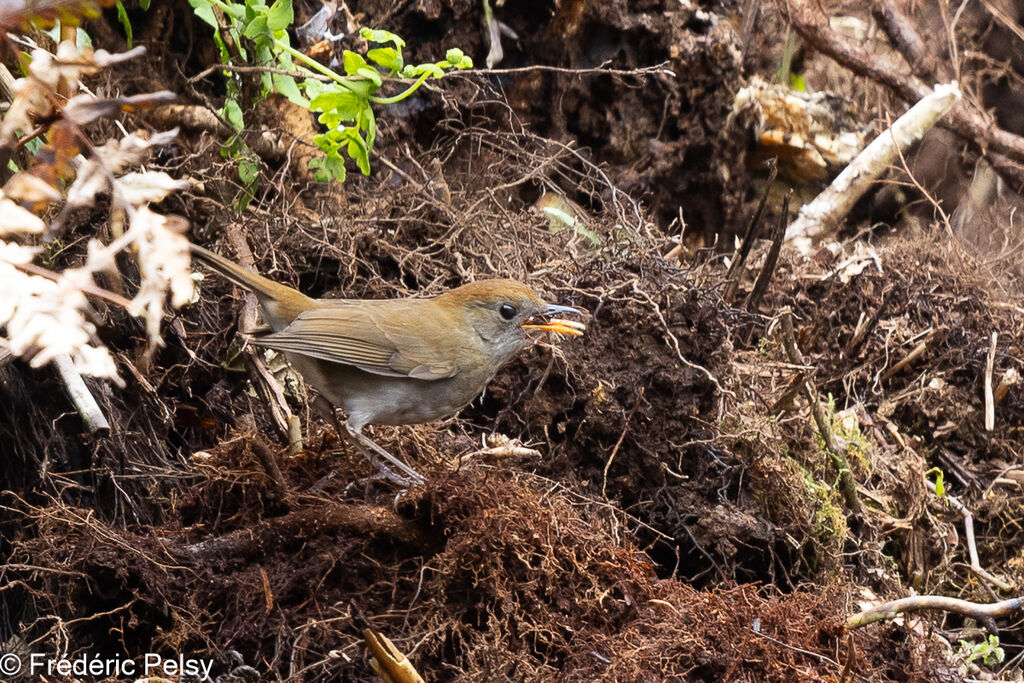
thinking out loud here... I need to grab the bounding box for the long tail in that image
[190,243,313,327]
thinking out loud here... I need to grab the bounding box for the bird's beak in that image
[522,304,586,336]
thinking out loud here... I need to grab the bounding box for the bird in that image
[190,243,584,486]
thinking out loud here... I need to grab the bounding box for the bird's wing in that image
[250,305,458,380]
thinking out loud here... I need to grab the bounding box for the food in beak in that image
[522,304,586,336]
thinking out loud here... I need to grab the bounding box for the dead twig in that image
[169,502,425,560]
[783,0,1024,188]
[725,160,777,304]
[239,414,290,500]
[843,290,892,360]
[778,308,861,514]
[984,332,997,431]
[744,193,788,312]
[784,83,961,249]
[848,595,1023,632]
[927,475,1014,593]
[602,387,645,498]
[363,622,426,683]
[880,328,943,382]
[838,633,856,683]
[52,353,110,434]
[221,226,303,453]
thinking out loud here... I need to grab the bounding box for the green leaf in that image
[355,66,382,88]
[359,105,376,150]
[273,73,306,105]
[238,157,259,185]
[265,0,292,31]
[222,98,245,131]
[402,63,444,79]
[189,0,217,27]
[140,0,151,9]
[310,90,363,119]
[359,27,405,48]
[310,154,346,182]
[242,14,268,38]
[115,1,132,47]
[445,47,464,64]
[366,47,403,73]
[342,50,368,76]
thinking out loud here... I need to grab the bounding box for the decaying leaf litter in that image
[1,0,1023,681]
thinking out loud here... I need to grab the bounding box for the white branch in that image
[786,82,962,251]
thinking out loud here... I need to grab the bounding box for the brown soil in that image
[2,0,1023,682]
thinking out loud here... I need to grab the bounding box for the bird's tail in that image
[190,243,314,326]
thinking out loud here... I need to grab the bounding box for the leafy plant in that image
[959,634,1005,668]
[188,0,472,191]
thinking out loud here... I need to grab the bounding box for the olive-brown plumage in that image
[191,244,583,484]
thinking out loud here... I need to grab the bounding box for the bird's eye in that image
[499,303,517,320]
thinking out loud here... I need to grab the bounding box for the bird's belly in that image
[286,354,484,430]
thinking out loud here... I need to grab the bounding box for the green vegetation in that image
[187,0,472,204]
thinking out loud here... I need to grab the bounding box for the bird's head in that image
[440,279,585,361]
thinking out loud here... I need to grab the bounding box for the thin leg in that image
[345,423,425,486]
[311,394,425,487]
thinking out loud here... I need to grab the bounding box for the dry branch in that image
[725,161,776,303]
[784,83,961,249]
[928,476,1013,593]
[783,0,1024,187]
[779,309,861,514]
[848,595,1023,631]
[52,353,110,434]
[222,225,302,451]
[170,503,425,560]
[843,290,892,360]
[880,328,943,382]
[744,194,788,312]
[984,332,997,431]
[364,624,426,683]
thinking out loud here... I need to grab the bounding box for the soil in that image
[1,0,1023,682]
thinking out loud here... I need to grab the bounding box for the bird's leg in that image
[310,394,425,487]
[344,422,426,487]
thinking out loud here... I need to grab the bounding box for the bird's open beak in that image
[522,304,586,336]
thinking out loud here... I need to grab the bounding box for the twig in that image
[839,633,856,683]
[994,367,1020,404]
[744,192,788,312]
[847,595,1023,631]
[843,290,892,359]
[239,414,290,500]
[452,434,541,469]
[784,83,961,249]
[783,0,1024,186]
[928,476,1014,593]
[52,353,110,434]
[985,332,997,431]
[725,161,777,304]
[149,104,285,162]
[779,309,861,514]
[188,62,333,83]
[602,387,644,498]
[879,328,943,382]
[872,0,939,82]
[170,502,425,560]
[13,261,134,309]
[459,61,675,78]
[222,227,303,452]
[364,623,426,683]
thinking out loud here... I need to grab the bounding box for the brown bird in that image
[190,244,584,485]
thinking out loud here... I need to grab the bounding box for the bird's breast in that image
[287,353,495,431]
